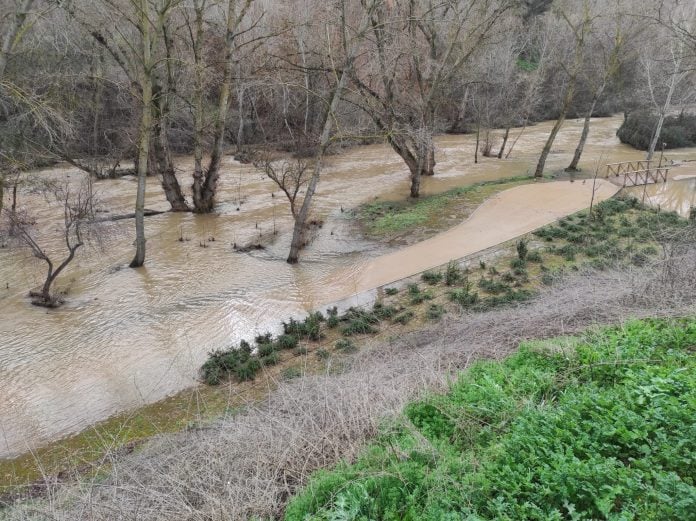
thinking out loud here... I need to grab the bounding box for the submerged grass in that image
[285,318,696,520]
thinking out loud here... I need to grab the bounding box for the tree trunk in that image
[40,263,54,303]
[152,116,189,210]
[566,92,600,171]
[505,118,527,159]
[191,0,205,191]
[192,0,242,213]
[386,136,425,198]
[474,122,480,164]
[534,82,575,178]
[497,127,510,159]
[287,69,350,263]
[130,0,153,268]
[534,7,588,178]
[421,143,435,176]
[151,7,189,211]
[647,54,682,161]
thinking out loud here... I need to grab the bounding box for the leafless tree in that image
[350,0,513,197]
[5,179,97,307]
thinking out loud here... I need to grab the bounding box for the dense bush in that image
[617,110,696,150]
[286,319,696,521]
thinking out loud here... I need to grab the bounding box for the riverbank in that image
[3,114,696,465]
[2,195,691,502]
[4,231,694,518]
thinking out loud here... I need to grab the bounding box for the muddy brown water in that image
[1,116,695,458]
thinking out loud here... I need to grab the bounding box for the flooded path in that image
[1,115,695,457]
[333,180,620,294]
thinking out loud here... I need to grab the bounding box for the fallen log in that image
[92,209,166,223]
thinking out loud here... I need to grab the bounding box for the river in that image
[1,115,695,458]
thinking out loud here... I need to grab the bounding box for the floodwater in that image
[1,115,695,458]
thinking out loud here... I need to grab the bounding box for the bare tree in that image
[191,0,255,213]
[5,179,96,307]
[566,3,627,171]
[533,0,592,178]
[253,153,310,222]
[351,0,512,197]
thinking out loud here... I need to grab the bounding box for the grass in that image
[357,175,533,240]
[285,318,696,521]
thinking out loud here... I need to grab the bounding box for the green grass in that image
[358,176,533,237]
[285,318,696,521]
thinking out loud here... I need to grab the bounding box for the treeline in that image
[1,0,695,270]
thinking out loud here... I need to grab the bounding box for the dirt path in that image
[329,180,620,297]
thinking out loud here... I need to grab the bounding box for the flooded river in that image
[1,115,695,457]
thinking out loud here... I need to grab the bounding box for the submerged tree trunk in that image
[533,83,575,178]
[497,127,510,158]
[566,89,601,171]
[130,0,153,268]
[151,89,189,211]
[287,69,350,263]
[386,135,433,198]
[192,0,252,213]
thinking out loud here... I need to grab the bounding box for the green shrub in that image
[516,238,528,260]
[234,359,261,381]
[260,352,280,366]
[426,304,446,320]
[257,342,277,357]
[421,270,443,285]
[445,261,463,286]
[384,287,399,296]
[407,284,433,304]
[315,348,330,360]
[479,260,486,270]
[541,272,554,285]
[281,366,303,380]
[273,334,296,350]
[631,251,649,266]
[393,311,415,325]
[372,302,398,320]
[510,257,526,269]
[341,317,378,336]
[335,338,357,353]
[527,250,543,263]
[449,287,479,308]
[255,332,273,345]
[478,278,510,295]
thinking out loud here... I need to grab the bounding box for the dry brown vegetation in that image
[3,238,695,519]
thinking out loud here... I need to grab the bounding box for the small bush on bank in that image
[334,338,357,353]
[421,270,443,285]
[445,261,463,286]
[393,311,415,325]
[426,304,445,320]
